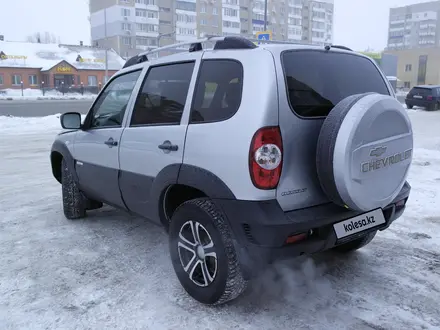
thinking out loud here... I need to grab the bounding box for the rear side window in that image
[131,61,195,126]
[190,59,243,124]
[282,51,390,118]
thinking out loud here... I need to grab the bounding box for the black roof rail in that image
[123,36,257,68]
[188,36,257,52]
[122,54,148,69]
[213,36,257,50]
[325,44,353,51]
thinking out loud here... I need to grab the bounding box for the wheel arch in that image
[151,164,236,231]
[50,140,77,184]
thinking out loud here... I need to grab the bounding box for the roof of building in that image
[0,41,125,71]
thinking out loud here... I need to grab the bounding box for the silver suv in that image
[50,36,413,305]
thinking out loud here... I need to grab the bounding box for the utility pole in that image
[104,7,108,82]
[264,0,268,31]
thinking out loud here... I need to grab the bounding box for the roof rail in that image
[123,35,257,68]
[325,44,353,51]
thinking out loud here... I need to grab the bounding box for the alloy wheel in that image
[177,220,218,287]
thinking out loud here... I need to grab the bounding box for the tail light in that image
[249,126,283,190]
[427,95,433,100]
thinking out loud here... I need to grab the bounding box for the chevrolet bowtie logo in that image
[370,146,387,157]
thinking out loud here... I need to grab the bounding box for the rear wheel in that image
[168,198,247,305]
[61,159,86,219]
[332,231,377,253]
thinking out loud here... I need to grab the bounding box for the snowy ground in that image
[0,110,439,330]
[0,88,97,101]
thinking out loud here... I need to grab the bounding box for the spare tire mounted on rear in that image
[316,93,413,212]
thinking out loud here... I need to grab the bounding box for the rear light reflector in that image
[249,126,283,190]
[395,198,407,208]
[427,95,433,100]
[285,233,308,244]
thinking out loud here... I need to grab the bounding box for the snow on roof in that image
[0,41,125,71]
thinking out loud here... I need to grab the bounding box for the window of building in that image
[213,7,218,15]
[29,75,38,85]
[0,74,3,85]
[223,8,238,17]
[176,1,196,11]
[130,62,195,126]
[201,5,206,13]
[405,64,412,72]
[121,8,131,16]
[136,23,158,32]
[122,23,131,30]
[177,28,195,35]
[12,74,22,85]
[200,19,207,25]
[88,70,142,129]
[136,36,157,46]
[88,75,98,86]
[136,0,155,4]
[190,60,243,124]
[223,20,240,28]
[122,36,132,45]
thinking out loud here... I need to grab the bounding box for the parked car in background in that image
[405,85,440,111]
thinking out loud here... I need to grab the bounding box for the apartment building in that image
[388,0,440,50]
[89,0,334,59]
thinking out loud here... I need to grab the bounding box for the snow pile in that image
[0,88,97,101]
[0,113,86,134]
[0,111,439,329]
[0,40,125,71]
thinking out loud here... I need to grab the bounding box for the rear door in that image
[118,55,201,220]
[272,49,393,211]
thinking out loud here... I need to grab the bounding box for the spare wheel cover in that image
[316,93,413,212]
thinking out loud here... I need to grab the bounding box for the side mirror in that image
[60,112,82,129]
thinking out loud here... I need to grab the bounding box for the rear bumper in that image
[405,99,435,107]
[213,182,411,279]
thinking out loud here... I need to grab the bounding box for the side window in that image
[130,61,195,126]
[89,70,141,129]
[190,60,243,124]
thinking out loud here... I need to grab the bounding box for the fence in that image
[0,83,104,98]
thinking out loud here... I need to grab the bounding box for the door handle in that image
[158,140,178,152]
[104,138,118,147]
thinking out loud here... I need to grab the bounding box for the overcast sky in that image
[0,0,434,51]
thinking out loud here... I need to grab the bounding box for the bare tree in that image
[25,31,60,44]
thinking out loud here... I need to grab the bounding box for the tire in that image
[428,103,438,111]
[61,158,86,219]
[406,104,413,109]
[332,231,377,253]
[169,198,247,305]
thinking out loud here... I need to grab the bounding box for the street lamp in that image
[156,31,176,47]
[264,0,268,31]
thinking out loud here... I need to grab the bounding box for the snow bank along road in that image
[0,100,93,117]
[0,110,439,330]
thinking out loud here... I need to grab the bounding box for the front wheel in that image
[168,198,247,305]
[406,104,413,109]
[61,159,86,219]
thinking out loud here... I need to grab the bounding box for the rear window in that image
[282,50,390,118]
[409,87,433,95]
